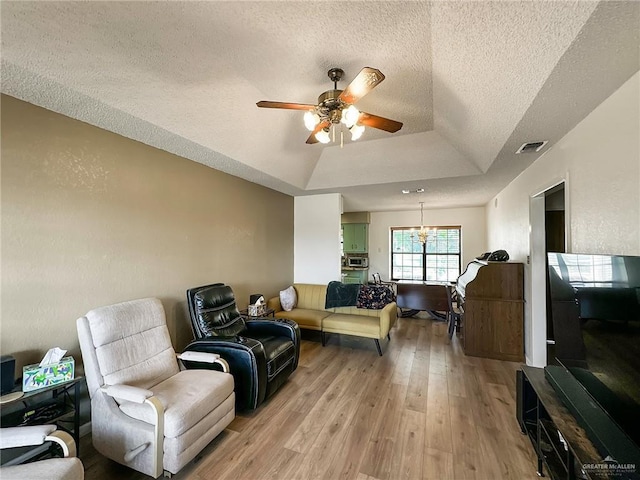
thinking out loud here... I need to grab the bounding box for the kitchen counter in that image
[341,268,369,284]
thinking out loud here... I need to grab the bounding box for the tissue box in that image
[247,304,266,317]
[22,357,75,392]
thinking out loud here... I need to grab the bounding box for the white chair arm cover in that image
[0,425,57,449]
[45,429,77,457]
[177,351,220,363]
[177,351,229,372]
[100,385,164,476]
[101,384,153,404]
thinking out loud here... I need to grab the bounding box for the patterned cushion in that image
[356,285,395,309]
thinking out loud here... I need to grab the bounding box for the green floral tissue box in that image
[22,357,75,392]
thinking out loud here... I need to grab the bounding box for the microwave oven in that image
[347,257,368,268]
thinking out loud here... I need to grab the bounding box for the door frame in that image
[528,175,570,367]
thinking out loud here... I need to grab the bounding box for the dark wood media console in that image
[517,366,607,479]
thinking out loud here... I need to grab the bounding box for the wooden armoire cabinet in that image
[456,261,524,362]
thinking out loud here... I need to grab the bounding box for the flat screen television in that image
[546,252,640,476]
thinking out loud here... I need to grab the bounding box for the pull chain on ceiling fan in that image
[257,67,403,145]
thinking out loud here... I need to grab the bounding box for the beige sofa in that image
[267,283,397,355]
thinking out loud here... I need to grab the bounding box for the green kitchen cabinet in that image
[342,223,368,253]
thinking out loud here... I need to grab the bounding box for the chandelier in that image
[415,202,429,244]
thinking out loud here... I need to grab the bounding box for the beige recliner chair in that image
[0,425,84,480]
[77,297,235,478]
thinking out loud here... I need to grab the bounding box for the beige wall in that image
[1,95,294,373]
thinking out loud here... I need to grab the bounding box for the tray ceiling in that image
[2,1,638,212]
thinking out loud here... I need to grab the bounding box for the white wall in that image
[487,72,640,366]
[369,206,487,280]
[294,194,342,284]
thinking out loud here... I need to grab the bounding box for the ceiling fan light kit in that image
[315,128,331,144]
[341,105,360,128]
[303,111,320,131]
[350,123,365,141]
[257,66,403,145]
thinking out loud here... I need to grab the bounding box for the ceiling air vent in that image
[516,141,548,154]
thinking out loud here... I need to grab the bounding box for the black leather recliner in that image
[184,283,300,411]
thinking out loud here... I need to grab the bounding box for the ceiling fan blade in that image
[358,112,403,133]
[256,101,316,110]
[306,120,331,144]
[338,67,385,105]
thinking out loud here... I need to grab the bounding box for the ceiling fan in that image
[256,67,403,145]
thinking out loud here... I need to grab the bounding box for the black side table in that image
[240,308,275,318]
[0,377,82,459]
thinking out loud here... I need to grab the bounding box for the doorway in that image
[545,185,566,253]
[544,183,566,364]
[529,180,568,367]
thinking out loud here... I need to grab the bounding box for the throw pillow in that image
[356,285,395,309]
[280,286,297,312]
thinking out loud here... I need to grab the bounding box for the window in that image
[391,226,461,282]
[549,253,614,286]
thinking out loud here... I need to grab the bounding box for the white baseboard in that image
[79,421,92,437]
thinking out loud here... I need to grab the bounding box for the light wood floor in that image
[81,316,539,479]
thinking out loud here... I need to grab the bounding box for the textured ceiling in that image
[1,1,639,212]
